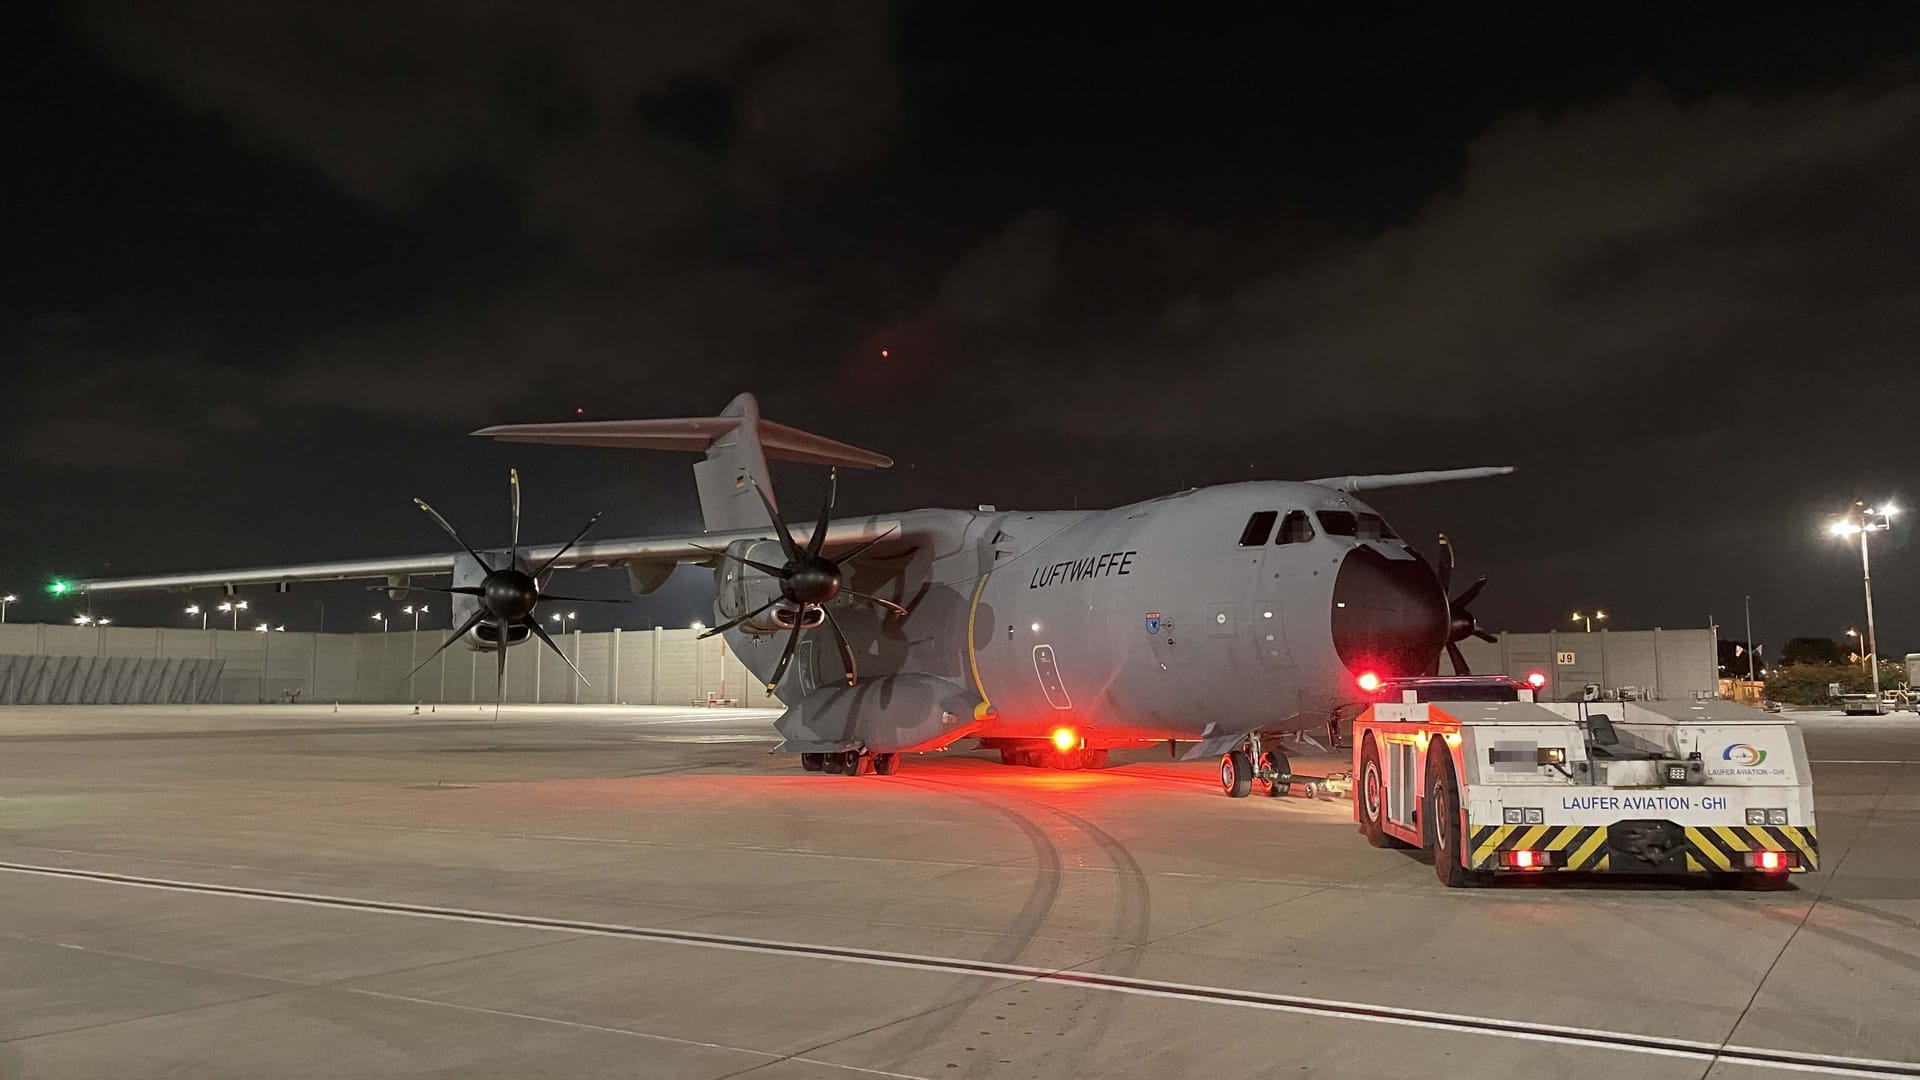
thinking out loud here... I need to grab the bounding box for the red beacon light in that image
[1356,671,1384,693]
[1525,671,1547,690]
[1050,727,1079,752]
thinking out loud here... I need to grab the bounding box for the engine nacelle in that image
[450,551,533,650]
[712,538,805,636]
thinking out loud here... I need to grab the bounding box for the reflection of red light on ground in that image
[1051,727,1078,751]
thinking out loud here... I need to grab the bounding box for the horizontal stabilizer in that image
[472,415,892,469]
[1308,466,1514,493]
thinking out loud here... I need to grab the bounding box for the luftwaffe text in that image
[1029,551,1136,589]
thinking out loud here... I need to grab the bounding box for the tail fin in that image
[471,393,892,533]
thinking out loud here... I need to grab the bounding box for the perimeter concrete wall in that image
[0,623,774,707]
[1454,627,1718,701]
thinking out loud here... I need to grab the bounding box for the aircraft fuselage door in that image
[1032,644,1072,710]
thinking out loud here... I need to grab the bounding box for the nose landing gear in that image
[1221,733,1348,799]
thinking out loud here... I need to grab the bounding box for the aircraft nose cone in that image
[1330,546,1448,679]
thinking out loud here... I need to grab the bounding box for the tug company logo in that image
[1722,743,1768,767]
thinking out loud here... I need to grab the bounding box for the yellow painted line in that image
[965,567,994,720]
[1566,828,1608,869]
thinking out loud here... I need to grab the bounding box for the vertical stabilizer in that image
[470,392,892,535]
[694,393,777,532]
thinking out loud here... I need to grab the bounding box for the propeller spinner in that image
[1435,532,1497,675]
[696,469,905,694]
[403,469,613,702]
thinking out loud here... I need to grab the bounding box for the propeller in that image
[1436,532,1497,675]
[695,469,906,694]
[403,469,608,704]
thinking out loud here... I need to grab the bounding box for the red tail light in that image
[1356,671,1383,693]
[1500,849,1550,870]
[1747,850,1795,872]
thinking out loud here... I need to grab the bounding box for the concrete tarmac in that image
[0,704,1916,1079]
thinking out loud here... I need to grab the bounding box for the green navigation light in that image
[47,579,72,596]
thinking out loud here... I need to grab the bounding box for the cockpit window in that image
[1316,510,1396,540]
[1316,510,1357,537]
[1357,512,1397,540]
[1237,510,1277,547]
[1275,510,1314,545]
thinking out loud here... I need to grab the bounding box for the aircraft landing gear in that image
[1220,749,1253,797]
[993,742,1109,770]
[872,752,899,775]
[801,753,826,772]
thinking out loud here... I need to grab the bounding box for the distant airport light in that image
[255,623,270,633]
[47,579,72,596]
[98,618,111,626]
[690,620,706,632]
[1356,671,1383,693]
[1050,727,1079,752]
[74,614,93,626]
[1526,671,1548,689]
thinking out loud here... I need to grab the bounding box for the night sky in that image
[4,3,1917,657]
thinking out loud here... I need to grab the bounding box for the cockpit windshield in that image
[1317,510,1397,540]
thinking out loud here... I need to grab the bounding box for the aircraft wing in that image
[68,518,907,595]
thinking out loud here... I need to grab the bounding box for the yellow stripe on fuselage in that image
[966,568,994,720]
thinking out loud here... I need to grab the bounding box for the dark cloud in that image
[5,4,1919,651]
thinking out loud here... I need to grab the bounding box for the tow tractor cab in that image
[1352,676,1818,887]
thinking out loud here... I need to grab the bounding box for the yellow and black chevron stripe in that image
[1468,824,1611,871]
[1683,825,1818,873]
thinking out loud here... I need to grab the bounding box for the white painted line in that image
[3,861,1916,1078]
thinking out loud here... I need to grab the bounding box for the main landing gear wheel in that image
[1221,750,1253,798]
[801,753,825,772]
[837,750,863,776]
[822,754,845,774]
[1080,748,1109,770]
[1259,749,1291,798]
[871,753,899,776]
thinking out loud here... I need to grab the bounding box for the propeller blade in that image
[822,605,857,686]
[832,525,900,566]
[805,468,838,560]
[1452,576,1487,610]
[414,498,491,569]
[698,596,783,639]
[530,511,604,578]
[1446,641,1470,676]
[508,468,522,563]
[765,619,805,694]
[845,590,908,618]
[494,635,508,718]
[404,608,490,680]
[1472,629,1498,643]
[1435,533,1455,597]
[690,545,788,578]
[524,615,590,687]
[749,477,800,563]
[532,594,626,604]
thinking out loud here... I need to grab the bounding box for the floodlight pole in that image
[1743,595,1756,684]
[1858,524,1879,700]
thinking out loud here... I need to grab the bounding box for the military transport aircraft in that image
[71,393,1511,797]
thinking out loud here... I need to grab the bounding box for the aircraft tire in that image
[999,748,1022,766]
[872,753,899,776]
[1221,751,1253,798]
[1359,736,1393,846]
[1260,749,1291,797]
[838,750,863,775]
[801,753,825,772]
[823,754,845,774]
[1080,748,1109,769]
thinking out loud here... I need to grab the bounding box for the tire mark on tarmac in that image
[868,776,1064,1066]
